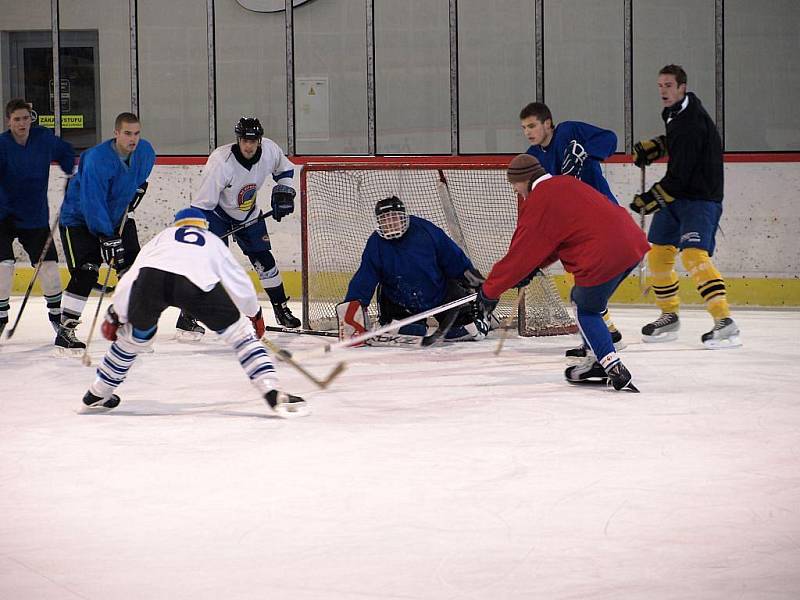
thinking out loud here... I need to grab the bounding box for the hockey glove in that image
[271,184,296,222]
[250,307,266,338]
[561,140,588,178]
[476,286,499,319]
[461,267,485,289]
[99,235,127,271]
[632,135,667,168]
[630,183,675,215]
[128,181,148,212]
[514,268,544,289]
[101,305,121,341]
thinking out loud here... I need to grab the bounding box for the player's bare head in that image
[235,117,263,159]
[173,207,209,230]
[507,154,546,196]
[5,98,32,120]
[657,65,687,107]
[375,196,409,240]
[520,102,554,146]
[113,112,141,156]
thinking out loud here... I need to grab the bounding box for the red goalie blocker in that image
[336,300,368,345]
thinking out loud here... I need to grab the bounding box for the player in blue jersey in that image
[520,102,624,359]
[338,196,491,344]
[0,98,75,336]
[55,112,155,354]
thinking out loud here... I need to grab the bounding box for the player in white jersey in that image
[175,117,300,340]
[80,208,309,418]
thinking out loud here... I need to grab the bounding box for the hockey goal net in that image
[300,157,576,336]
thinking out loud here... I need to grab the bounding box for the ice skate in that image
[48,311,61,334]
[641,312,679,343]
[565,358,608,385]
[175,311,205,343]
[272,301,301,329]
[0,317,7,338]
[701,317,742,349]
[81,390,121,413]
[53,318,86,357]
[565,330,625,363]
[264,389,310,418]
[606,362,639,392]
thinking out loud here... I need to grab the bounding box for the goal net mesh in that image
[301,161,576,337]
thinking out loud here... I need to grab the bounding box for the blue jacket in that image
[60,138,155,237]
[345,215,473,312]
[526,120,618,204]
[0,126,74,228]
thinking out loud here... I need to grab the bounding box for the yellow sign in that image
[38,115,85,129]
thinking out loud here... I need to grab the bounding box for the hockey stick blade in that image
[261,336,346,389]
[264,325,338,337]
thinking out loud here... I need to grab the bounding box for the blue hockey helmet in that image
[174,207,209,229]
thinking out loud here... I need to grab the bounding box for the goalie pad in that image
[336,300,369,344]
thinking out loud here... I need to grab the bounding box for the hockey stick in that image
[493,287,529,357]
[5,209,61,340]
[296,293,478,359]
[260,336,346,389]
[264,324,338,337]
[220,210,274,241]
[81,213,130,367]
[638,165,648,294]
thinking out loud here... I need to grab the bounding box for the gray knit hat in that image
[507,153,546,184]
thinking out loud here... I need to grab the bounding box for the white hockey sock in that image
[91,324,152,397]
[0,260,14,318]
[218,316,279,394]
[61,291,88,322]
[39,262,62,317]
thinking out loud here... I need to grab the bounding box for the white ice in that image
[1,298,799,600]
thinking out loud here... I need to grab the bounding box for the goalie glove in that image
[561,140,588,178]
[630,182,674,215]
[632,135,667,168]
[101,305,121,341]
[336,300,369,345]
[271,184,296,222]
[250,307,266,338]
[460,267,485,289]
[128,181,148,212]
[475,286,499,320]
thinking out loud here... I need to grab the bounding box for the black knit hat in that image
[507,153,546,184]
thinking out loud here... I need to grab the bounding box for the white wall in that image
[22,160,800,280]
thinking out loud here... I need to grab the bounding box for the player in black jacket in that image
[630,64,740,349]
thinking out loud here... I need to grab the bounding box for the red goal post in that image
[299,156,576,337]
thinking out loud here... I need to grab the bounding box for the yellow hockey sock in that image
[646,244,680,314]
[601,308,618,333]
[681,248,731,320]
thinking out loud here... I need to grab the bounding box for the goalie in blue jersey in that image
[338,196,492,345]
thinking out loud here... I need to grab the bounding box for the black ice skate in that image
[48,311,61,334]
[175,311,205,343]
[565,330,624,363]
[701,317,742,349]
[81,390,121,412]
[264,389,310,418]
[641,312,679,343]
[564,358,608,385]
[606,362,639,393]
[54,318,86,357]
[271,301,301,328]
[0,317,7,338]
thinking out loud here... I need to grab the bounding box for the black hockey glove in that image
[460,267,485,289]
[99,235,127,271]
[514,268,544,289]
[561,140,588,178]
[128,181,148,212]
[271,184,296,222]
[632,135,667,168]
[475,286,499,319]
[630,183,674,215]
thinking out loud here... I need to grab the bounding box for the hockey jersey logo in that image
[237,183,258,212]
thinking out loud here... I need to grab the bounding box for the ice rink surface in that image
[1,298,799,600]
